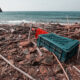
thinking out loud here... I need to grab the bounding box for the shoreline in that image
[0,21,80,26]
[0,22,80,40]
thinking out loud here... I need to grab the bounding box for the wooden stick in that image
[66,16,70,37]
[36,47,43,56]
[52,52,69,80]
[0,54,36,80]
[73,66,80,73]
[32,42,43,56]
[28,24,32,41]
[77,45,80,60]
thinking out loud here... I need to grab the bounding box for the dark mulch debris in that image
[0,23,80,80]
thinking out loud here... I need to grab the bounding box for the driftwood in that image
[0,54,36,80]
[52,52,69,80]
[0,28,8,32]
[77,45,80,60]
[68,30,80,37]
[66,16,70,37]
[73,66,80,73]
[28,24,32,41]
[32,42,43,56]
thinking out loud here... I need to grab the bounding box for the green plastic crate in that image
[37,33,79,62]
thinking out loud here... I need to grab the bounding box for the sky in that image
[0,0,80,11]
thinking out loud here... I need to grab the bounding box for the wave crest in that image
[0,20,36,24]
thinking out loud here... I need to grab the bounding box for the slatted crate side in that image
[37,33,79,62]
[39,33,73,48]
[37,36,63,60]
[39,33,79,50]
[65,45,79,60]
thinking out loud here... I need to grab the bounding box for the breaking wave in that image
[0,20,36,24]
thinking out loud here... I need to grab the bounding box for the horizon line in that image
[3,10,80,12]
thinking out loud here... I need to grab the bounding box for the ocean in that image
[0,11,80,24]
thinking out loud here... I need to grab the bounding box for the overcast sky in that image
[0,0,80,11]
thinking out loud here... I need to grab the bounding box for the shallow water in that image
[0,11,80,24]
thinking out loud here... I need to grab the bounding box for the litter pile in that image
[0,23,80,80]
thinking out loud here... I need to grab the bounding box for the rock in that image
[0,8,2,12]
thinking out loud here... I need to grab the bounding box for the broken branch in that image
[73,66,80,73]
[32,41,43,56]
[0,54,36,80]
[52,52,69,80]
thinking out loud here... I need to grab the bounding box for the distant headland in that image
[0,8,2,12]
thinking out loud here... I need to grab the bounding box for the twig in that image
[52,52,69,80]
[73,66,80,73]
[32,42,43,56]
[77,45,80,60]
[36,47,43,56]
[66,16,70,37]
[0,54,36,80]
[28,23,32,41]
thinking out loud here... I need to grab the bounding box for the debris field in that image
[0,23,80,80]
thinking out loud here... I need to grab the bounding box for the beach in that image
[0,22,80,80]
